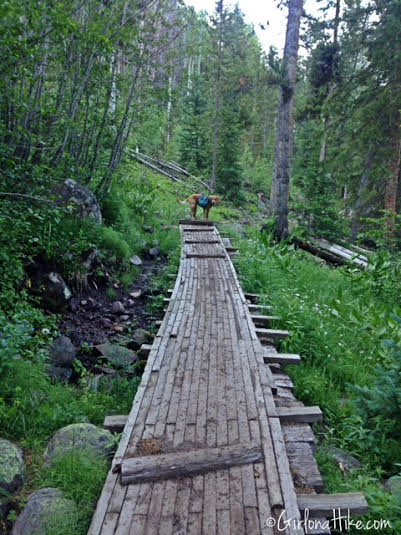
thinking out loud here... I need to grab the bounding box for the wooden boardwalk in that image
[88,221,366,535]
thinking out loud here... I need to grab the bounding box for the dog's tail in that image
[176,198,187,206]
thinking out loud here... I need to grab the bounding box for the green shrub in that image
[35,450,109,534]
[98,226,130,260]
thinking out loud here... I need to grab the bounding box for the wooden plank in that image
[244,292,260,302]
[121,443,262,485]
[269,417,304,535]
[264,353,301,365]
[277,406,323,424]
[103,414,128,433]
[179,219,215,225]
[256,328,289,340]
[286,442,324,492]
[248,303,273,312]
[137,344,152,357]
[186,253,226,258]
[297,493,369,517]
[282,424,316,449]
[251,314,281,326]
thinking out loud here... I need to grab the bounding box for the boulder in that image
[95,343,137,367]
[52,179,102,224]
[45,365,73,383]
[130,255,143,266]
[49,336,76,368]
[12,488,76,535]
[42,273,72,312]
[44,424,114,465]
[326,447,362,471]
[127,328,152,350]
[384,476,401,497]
[0,439,25,494]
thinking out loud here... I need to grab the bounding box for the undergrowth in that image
[235,226,401,533]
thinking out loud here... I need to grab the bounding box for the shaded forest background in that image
[2,0,400,239]
[1,0,401,533]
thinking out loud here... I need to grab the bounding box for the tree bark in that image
[384,112,401,213]
[210,0,224,189]
[350,147,376,241]
[268,0,303,240]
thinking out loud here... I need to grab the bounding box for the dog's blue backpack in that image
[198,195,210,208]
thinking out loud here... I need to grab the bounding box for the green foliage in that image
[236,227,401,529]
[0,359,140,447]
[98,226,130,260]
[349,330,401,468]
[35,450,109,534]
[178,75,209,174]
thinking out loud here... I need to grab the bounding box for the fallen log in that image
[121,442,262,484]
[291,237,349,267]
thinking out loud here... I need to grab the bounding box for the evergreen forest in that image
[1,0,401,533]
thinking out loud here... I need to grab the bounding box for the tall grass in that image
[234,228,401,533]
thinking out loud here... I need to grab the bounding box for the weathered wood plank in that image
[264,353,301,365]
[256,327,290,340]
[277,406,323,424]
[103,414,128,433]
[297,493,369,517]
[121,443,262,485]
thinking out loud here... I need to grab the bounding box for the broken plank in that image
[121,443,262,485]
[277,406,323,424]
[297,493,369,517]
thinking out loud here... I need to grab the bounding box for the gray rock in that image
[52,179,102,224]
[42,273,72,312]
[128,329,152,349]
[68,297,80,312]
[95,343,137,367]
[44,424,115,465]
[46,365,73,383]
[327,447,362,471]
[130,255,143,266]
[49,336,76,368]
[149,246,161,257]
[101,317,113,328]
[384,476,401,496]
[12,488,76,535]
[0,439,25,495]
[111,301,125,314]
[129,290,142,299]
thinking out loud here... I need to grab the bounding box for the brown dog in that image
[177,194,221,220]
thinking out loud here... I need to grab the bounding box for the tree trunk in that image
[319,0,341,164]
[384,114,401,213]
[210,0,224,190]
[350,147,376,241]
[268,0,303,240]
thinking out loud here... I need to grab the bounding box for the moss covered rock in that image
[0,439,25,494]
[12,488,76,535]
[44,423,115,464]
